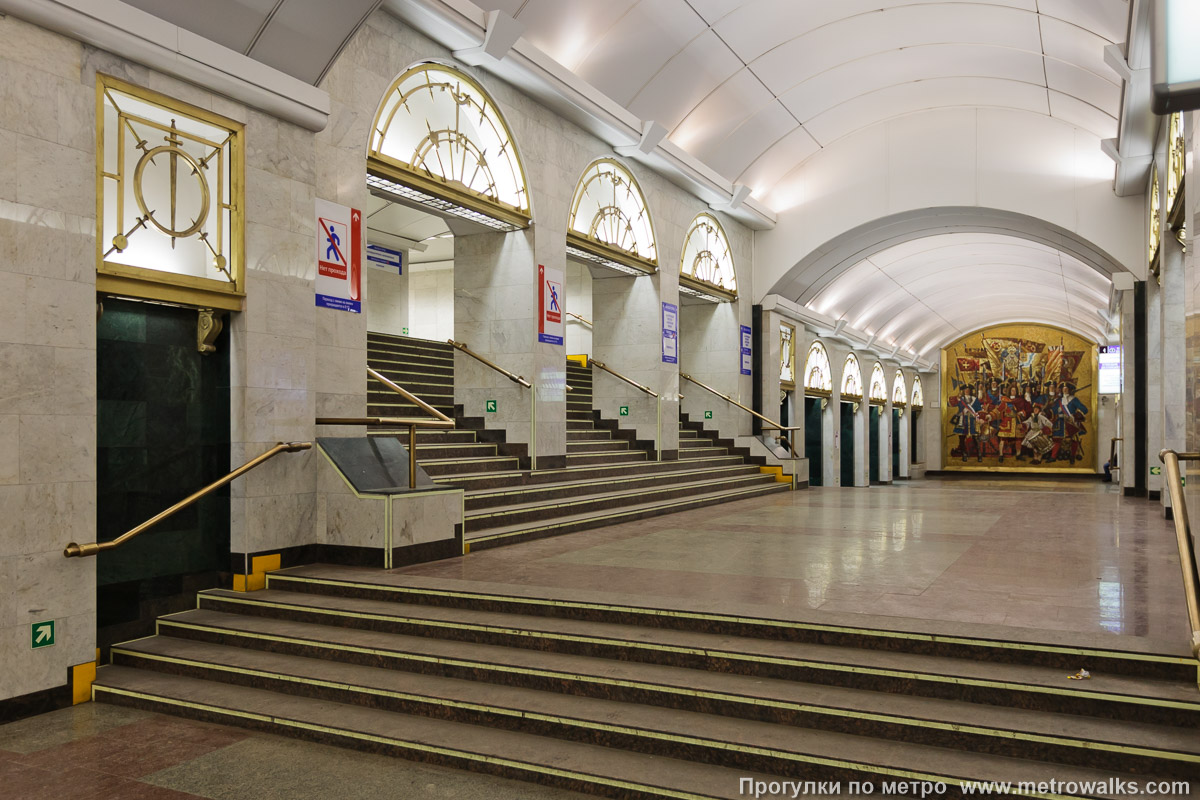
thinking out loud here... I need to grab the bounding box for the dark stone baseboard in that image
[0,673,72,724]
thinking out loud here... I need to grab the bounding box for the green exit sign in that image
[402,327,409,335]
[31,620,54,649]
[486,400,497,413]
[1151,466,1162,475]
[619,406,629,417]
[705,411,713,420]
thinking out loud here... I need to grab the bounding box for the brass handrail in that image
[63,442,312,558]
[317,370,455,488]
[566,312,592,327]
[1158,449,1200,660]
[590,360,658,397]
[448,339,532,388]
[680,372,800,459]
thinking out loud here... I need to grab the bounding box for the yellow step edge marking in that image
[264,577,1194,667]
[92,685,709,800]
[174,603,1200,711]
[112,646,1200,765]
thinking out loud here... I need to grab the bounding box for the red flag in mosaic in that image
[1045,345,1063,380]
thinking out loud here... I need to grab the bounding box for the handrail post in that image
[531,386,538,471]
[1158,449,1200,660]
[409,425,417,489]
[656,395,662,462]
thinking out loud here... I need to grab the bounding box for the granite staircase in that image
[364,332,790,551]
[94,565,1200,799]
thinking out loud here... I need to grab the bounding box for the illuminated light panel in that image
[371,63,530,218]
[367,173,522,232]
[680,213,737,300]
[678,284,724,303]
[569,159,657,271]
[780,323,797,385]
[841,352,863,399]
[911,375,925,408]
[805,340,833,395]
[892,369,908,407]
[869,362,888,404]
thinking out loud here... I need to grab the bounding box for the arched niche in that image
[567,158,658,275]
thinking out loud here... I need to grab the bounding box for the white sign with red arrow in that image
[315,199,362,313]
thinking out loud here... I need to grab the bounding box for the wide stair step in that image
[93,572,1200,798]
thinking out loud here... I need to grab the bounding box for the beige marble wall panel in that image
[324,493,387,552]
[391,490,462,548]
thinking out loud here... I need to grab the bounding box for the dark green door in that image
[892,409,902,476]
[840,402,855,486]
[96,299,230,657]
[869,406,880,483]
[805,398,823,487]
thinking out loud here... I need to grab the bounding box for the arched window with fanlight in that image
[804,341,833,396]
[567,159,658,276]
[911,376,924,408]
[679,213,737,302]
[368,61,531,231]
[841,353,863,400]
[892,370,908,407]
[869,362,887,406]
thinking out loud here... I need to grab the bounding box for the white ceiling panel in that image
[251,0,378,84]
[750,4,1042,97]
[808,232,1112,354]
[778,45,1047,124]
[701,102,797,178]
[802,78,1050,147]
[737,127,822,196]
[628,30,743,132]
[575,0,707,106]
[122,0,280,54]
[684,0,744,25]
[712,0,1037,64]
[670,68,775,152]
[1037,0,1128,44]
[1048,91,1119,139]
[1039,16,1119,85]
[512,0,640,70]
[1044,61,1122,118]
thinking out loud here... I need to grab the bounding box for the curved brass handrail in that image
[590,359,658,398]
[64,442,312,558]
[681,372,800,459]
[1158,449,1200,660]
[566,312,592,327]
[318,369,456,488]
[448,339,532,388]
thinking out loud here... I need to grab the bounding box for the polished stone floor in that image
[0,704,589,800]
[402,476,1193,653]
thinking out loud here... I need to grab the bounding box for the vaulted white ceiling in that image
[807,233,1113,359]
[486,0,1126,201]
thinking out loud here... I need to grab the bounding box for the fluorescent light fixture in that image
[566,244,650,276]
[678,284,724,303]
[367,174,522,232]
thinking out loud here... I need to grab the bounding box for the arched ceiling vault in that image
[485,0,1127,200]
[807,232,1113,360]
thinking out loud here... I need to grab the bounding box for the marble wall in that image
[0,15,102,702]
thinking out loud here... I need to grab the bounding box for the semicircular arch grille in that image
[569,159,657,269]
[841,353,863,399]
[681,213,736,297]
[805,340,833,395]
[869,362,888,404]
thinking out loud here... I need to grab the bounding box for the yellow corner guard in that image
[234,553,282,592]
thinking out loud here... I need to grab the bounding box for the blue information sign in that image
[366,244,403,274]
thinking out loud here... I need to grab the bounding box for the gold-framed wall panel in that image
[95,73,246,306]
[939,324,1098,474]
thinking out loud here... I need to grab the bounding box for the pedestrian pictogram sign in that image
[31,620,54,649]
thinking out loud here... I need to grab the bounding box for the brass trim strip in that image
[447,340,532,388]
[110,646,1200,766]
[63,442,311,558]
[1158,450,1200,662]
[265,575,1195,667]
[679,274,737,302]
[590,360,658,397]
[566,230,659,275]
[680,372,799,458]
